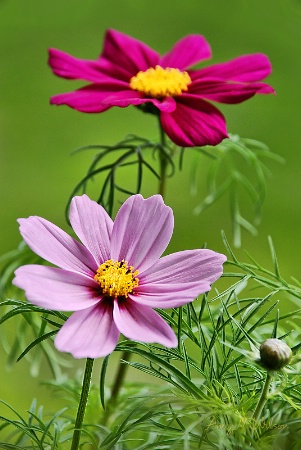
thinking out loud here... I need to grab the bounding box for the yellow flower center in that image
[129,65,191,98]
[94,259,139,298]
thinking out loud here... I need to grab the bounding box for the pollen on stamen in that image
[94,259,139,298]
[129,65,191,98]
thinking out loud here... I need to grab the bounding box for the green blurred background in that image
[1,0,301,424]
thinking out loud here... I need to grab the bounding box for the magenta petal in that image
[50,81,128,113]
[48,48,112,83]
[160,34,212,70]
[55,303,120,358]
[69,195,112,266]
[113,298,177,347]
[101,90,145,107]
[193,53,272,82]
[111,195,173,273]
[103,91,177,112]
[189,79,275,104]
[18,216,96,276]
[100,29,160,80]
[13,265,100,311]
[161,96,228,147]
[150,96,177,112]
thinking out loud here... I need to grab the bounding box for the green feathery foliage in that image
[1,235,301,448]
[192,135,283,247]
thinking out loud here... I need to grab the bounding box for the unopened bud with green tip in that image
[259,338,292,371]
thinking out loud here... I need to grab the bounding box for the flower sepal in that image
[136,102,160,117]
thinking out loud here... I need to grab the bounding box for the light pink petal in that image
[18,216,96,276]
[160,34,212,70]
[140,249,227,283]
[191,53,272,82]
[48,48,115,83]
[99,29,160,81]
[110,195,173,273]
[103,91,177,112]
[113,299,177,347]
[50,81,128,113]
[133,249,226,307]
[129,281,205,308]
[161,96,228,147]
[189,79,275,104]
[55,302,119,358]
[69,195,113,266]
[13,265,100,311]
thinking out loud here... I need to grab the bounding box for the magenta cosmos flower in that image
[49,29,274,147]
[13,194,226,359]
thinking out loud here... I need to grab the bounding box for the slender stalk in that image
[158,120,168,198]
[109,351,132,403]
[71,358,94,450]
[252,372,272,422]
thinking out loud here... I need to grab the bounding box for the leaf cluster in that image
[64,134,280,247]
[65,135,176,218]
[191,134,283,246]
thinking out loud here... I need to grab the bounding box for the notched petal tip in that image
[111,194,174,273]
[17,214,97,275]
[69,194,113,265]
[160,34,212,71]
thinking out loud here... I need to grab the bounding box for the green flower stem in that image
[252,372,272,422]
[108,350,131,404]
[71,358,94,450]
[158,120,168,198]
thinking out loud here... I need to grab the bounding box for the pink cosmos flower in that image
[13,194,226,359]
[49,29,274,147]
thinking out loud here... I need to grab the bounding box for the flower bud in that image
[259,338,292,371]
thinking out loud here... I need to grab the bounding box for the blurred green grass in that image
[1,0,301,421]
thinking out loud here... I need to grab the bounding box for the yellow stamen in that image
[129,65,191,98]
[94,259,139,298]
